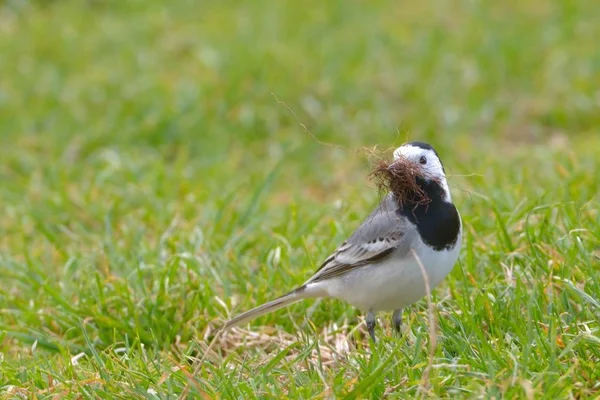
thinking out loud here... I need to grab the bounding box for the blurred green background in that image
[0,0,599,397]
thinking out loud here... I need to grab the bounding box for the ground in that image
[0,0,599,398]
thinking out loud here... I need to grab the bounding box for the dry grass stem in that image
[369,156,431,206]
[411,248,438,396]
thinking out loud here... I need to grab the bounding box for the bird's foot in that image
[392,309,403,336]
[366,311,377,342]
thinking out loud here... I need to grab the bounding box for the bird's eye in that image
[419,156,427,165]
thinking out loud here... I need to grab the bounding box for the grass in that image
[0,0,599,398]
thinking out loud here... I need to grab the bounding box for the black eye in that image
[419,156,427,165]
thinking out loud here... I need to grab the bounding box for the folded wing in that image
[306,195,415,283]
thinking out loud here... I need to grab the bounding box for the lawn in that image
[1,0,599,398]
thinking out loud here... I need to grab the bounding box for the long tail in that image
[221,285,316,330]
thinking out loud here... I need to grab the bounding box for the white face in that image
[393,142,452,201]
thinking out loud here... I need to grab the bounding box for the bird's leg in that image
[392,309,403,334]
[366,310,377,342]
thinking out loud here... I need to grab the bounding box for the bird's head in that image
[393,141,446,182]
[389,141,452,203]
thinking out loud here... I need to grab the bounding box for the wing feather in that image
[307,195,415,284]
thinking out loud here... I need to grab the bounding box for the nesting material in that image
[369,156,431,207]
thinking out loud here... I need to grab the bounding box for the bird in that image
[221,141,462,342]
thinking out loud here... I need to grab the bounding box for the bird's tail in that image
[221,285,316,331]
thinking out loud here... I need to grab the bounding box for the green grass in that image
[1,0,599,398]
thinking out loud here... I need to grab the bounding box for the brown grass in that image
[201,321,360,364]
[369,155,431,207]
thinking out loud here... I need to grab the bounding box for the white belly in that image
[314,235,462,312]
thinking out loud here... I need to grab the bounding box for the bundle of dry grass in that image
[369,155,431,207]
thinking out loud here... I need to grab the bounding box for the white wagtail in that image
[222,141,462,341]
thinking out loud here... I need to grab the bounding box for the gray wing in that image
[306,195,416,284]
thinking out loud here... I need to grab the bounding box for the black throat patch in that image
[396,177,460,251]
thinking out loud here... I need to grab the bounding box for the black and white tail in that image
[221,286,316,330]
